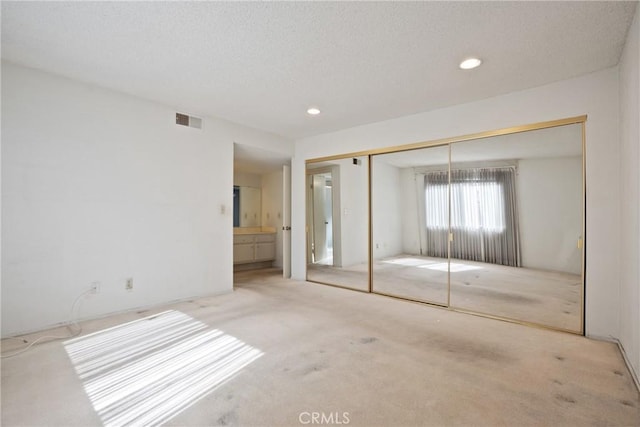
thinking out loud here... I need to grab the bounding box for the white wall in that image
[1,62,292,336]
[261,169,284,268]
[517,156,582,274]
[618,7,640,382]
[400,168,423,255]
[335,157,368,267]
[371,160,403,259]
[233,171,261,188]
[293,67,620,339]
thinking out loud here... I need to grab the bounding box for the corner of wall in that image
[617,2,640,384]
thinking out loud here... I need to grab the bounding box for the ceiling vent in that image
[176,113,202,129]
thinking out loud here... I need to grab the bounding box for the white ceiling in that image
[234,143,290,175]
[1,2,636,141]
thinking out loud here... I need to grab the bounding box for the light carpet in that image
[1,269,638,426]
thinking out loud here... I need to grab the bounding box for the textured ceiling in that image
[1,1,637,140]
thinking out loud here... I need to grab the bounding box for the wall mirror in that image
[234,185,261,227]
[306,156,369,291]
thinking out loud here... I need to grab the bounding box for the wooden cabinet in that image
[233,233,276,265]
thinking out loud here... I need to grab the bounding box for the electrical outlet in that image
[126,278,133,291]
[90,281,100,293]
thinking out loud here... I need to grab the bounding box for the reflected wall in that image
[371,145,450,305]
[306,156,369,291]
[448,124,583,332]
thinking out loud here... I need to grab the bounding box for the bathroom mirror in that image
[234,186,262,227]
[306,156,369,291]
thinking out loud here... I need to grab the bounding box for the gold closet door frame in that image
[305,115,587,335]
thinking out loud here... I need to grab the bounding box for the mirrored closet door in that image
[448,124,584,332]
[306,117,585,334]
[371,145,450,306]
[306,156,369,291]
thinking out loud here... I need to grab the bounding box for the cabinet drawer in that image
[234,235,255,244]
[255,234,276,243]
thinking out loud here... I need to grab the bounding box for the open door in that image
[282,165,291,278]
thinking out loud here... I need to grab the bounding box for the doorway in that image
[309,171,334,265]
[233,143,292,280]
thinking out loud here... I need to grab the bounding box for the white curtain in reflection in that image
[424,171,449,258]
[424,167,521,267]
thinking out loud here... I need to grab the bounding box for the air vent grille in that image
[176,113,202,129]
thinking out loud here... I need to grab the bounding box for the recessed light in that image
[459,58,482,70]
[307,107,321,116]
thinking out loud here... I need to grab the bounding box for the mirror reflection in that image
[371,145,450,305]
[306,157,369,291]
[233,185,262,227]
[306,120,584,333]
[369,122,583,332]
[449,124,583,331]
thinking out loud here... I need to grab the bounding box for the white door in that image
[312,172,333,265]
[282,165,291,278]
[312,174,327,263]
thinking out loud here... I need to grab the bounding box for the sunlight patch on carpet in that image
[419,262,483,272]
[383,257,436,267]
[64,310,262,426]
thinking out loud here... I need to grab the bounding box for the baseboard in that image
[1,288,233,340]
[233,261,273,272]
[589,334,640,392]
[615,339,640,392]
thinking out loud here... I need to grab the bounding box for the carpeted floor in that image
[308,254,581,331]
[1,268,638,426]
